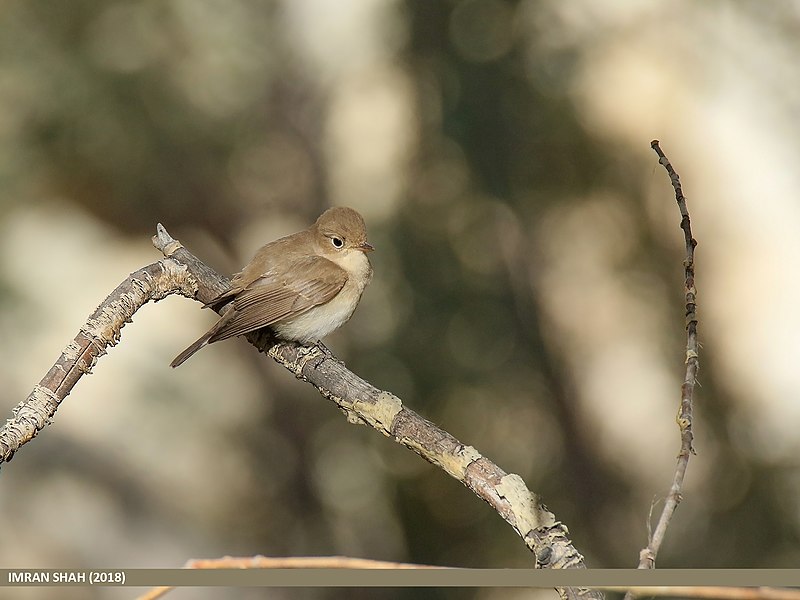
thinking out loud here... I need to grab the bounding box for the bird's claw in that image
[314,341,345,366]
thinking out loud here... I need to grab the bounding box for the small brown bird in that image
[170,206,373,368]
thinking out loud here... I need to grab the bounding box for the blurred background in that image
[2,0,800,599]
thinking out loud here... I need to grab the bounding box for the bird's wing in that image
[203,285,239,311]
[207,255,347,343]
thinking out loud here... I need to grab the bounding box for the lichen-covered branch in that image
[1,223,601,600]
[0,259,197,465]
[153,224,600,599]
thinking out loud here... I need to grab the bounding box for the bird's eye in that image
[331,236,344,248]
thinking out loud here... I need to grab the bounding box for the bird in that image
[170,206,373,368]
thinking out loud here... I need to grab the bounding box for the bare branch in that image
[0,258,197,464]
[631,141,700,572]
[608,587,800,600]
[152,223,600,599]
[2,223,601,600]
[184,556,448,569]
[137,556,448,600]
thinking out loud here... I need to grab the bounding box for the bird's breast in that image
[272,250,371,343]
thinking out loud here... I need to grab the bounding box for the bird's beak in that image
[359,241,375,253]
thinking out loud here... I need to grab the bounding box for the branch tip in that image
[152,224,183,257]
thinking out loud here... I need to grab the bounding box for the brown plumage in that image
[171,207,373,367]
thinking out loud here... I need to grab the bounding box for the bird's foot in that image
[314,341,345,366]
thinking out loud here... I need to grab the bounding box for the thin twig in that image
[606,587,800,600]
[137,556,448,600]
[631,141,699,575]
[185,556,448,569]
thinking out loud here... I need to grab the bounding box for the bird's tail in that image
[170,331,213,368]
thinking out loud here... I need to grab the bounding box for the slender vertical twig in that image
[632,141,700,574]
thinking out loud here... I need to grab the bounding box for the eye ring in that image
[331,236,344,249]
